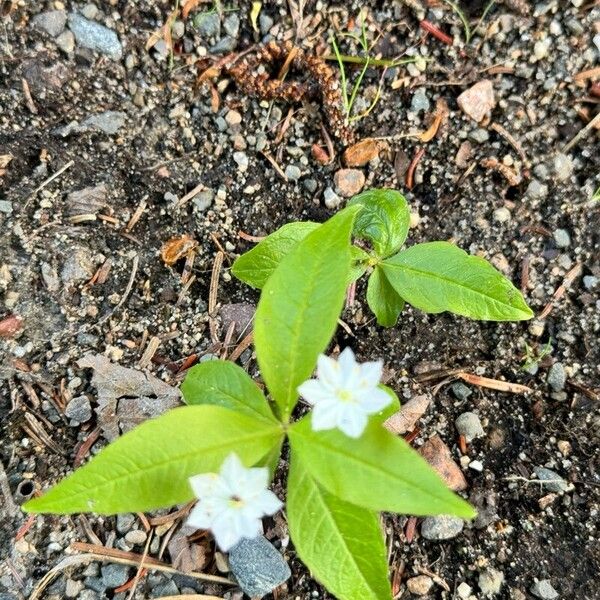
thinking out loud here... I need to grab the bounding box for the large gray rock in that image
[68,13,122,60]
[229,536,291,598]
[421,515,464,540]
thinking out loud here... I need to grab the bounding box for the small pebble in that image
[284,165,301,181]
[451,382,472,401]
[457,80,495,123]
[479,568,504,597]
[225,109,242,126]
[455,412,485,443]
[333,168,365,198]
[526,180,548,199]
[410,88,430,113]
[125,529,147,545]
[65,395,92,424]
[553,229,571,248]
[530,579,559,599]
[233,152,249,172]
[457,582,473,598]
[101,564,130,588]
[116,513,136,534]
[406,575,433,595]
[493,207,511,223]
[468,128,490,144]
[547,362,566,391]
[323,187,342,209]
[553,153,573,181]
[421,515,464,540]
[533,467,569,493]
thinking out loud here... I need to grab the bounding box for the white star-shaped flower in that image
[297,347,391,438]
[186,453,282,551]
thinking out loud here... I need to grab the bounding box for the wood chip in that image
[457,371,532,394]
[384,395,431,435]
[419,435,467,492]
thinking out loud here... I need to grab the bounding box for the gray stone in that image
[526,180,548,199]
[0,200,13,215]
[493,207,511,223]
[84,577,106,594]
[553,153,573,181]
[56,30,75,53]
[303,178,317,194]
[583,275,598,290]
[32,10,67,37]
[566,18,584,35]
[65,579,84,598]
[82,111,126,135]
[469,128,490,144]
[60,248,95,285]
[65,395,92,423]
[531,579,559,599]
[68,13,122,60]
[223,14,240,38]
[410,87,430,113]
[455,412,485,442]
[421,515,464,540]
[547,362,566,391]
[101,564,130,588]
[451,382,472,401]
[150,580,179,597]
[259,14,274,35]
[229,536,291,598]
[192,190,214,212]
[284,165,301,181]
[533,164,550,181]
[125,529,147,545]
[533,467,569,493]
[81,3,99,20]
[553,228,571,248]
[116,513,136,534]
[479,568,504,596]
[233,151,248,171]
[210,35,237,54]
[323,187,342,209]
[194,11,220,38]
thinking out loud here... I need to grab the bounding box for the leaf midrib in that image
[293,429,464,511]
[382,258,524,313]
[37,427,281,509]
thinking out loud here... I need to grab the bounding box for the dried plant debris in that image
[77,354,181,441]
[226,41,354,143]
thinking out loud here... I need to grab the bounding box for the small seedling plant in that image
[24,206,486,600]
[232,188,533,327]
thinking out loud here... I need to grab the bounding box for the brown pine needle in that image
[457,372,532,394]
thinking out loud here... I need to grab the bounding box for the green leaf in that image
[366,266,405,327]
[254,206,361,421]
[289,416,475,518]
[181,360,276,423]
[348,189,410,258]
[231,222,320,289]
[348,245,370,283]
[374,384,400,424]
[381,242,533,321]
[287,452,392,600]
[24,406,283,514]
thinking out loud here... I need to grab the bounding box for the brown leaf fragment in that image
[168,528,208,574]
[384,394,431,435]
[343,139,379,167]
[66,184,109,216]
[161,235,198,266]
[77,354,181,440]
[418,434,467,492]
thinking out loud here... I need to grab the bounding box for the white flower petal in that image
[186,502,214,530]
[356,387,393,414]
[253,490,282,516]
[297,379,332,405]
[243,466,269,497]
[337,347,357,375]
[338,407,368,438]
[311,400,343,431]
[219,452,246,488]
[188,473,219,499]
[358,359,384,387]
[317,354,341,387]
[211,512,243,551]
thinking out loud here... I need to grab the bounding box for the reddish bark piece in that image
[418,434,467,492]
[343,139,379,167]
[457,80,496,123]
[0,314,23,338]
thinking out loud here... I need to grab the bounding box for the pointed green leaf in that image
[289,416,475,518]
[181,360,276,422]
[232,222,320,289]
[381,242,533,321]
[254,206,361,421]
[366,266,405,327]
[348,245,370,283]
[288,452,392,600]
[348,189,410,258]
[24,406,283,514]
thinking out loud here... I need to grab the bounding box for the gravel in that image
[553,228,571,248]
[410,88,430,113]
[531,579,559,599]
[533,467,570,493]
[64,395,92,424]
[32,10,67,37]
[101,564,130,588]
[420,515,464,540]
[284,164,302,181]
[68,13,122,60]
[455,412,485,442]
[228,536,291,598]
[451,382,472,401]
[479,568,504,597]
[547,362,566,391]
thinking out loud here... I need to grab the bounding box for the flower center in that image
[228,495,244,509]
[336,389,354,403]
